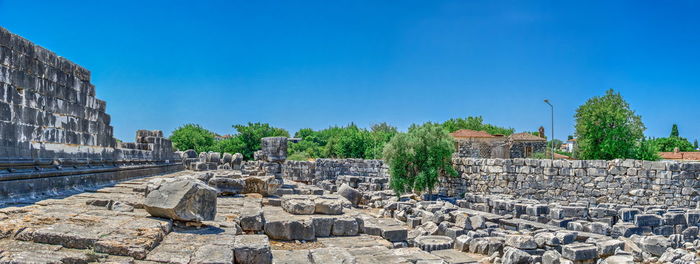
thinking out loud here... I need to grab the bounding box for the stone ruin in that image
[2,25,700,263]
[0,26,181,204]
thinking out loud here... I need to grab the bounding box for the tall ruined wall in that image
[0,26,181,203]
[0,26,116,159]
[440,158,700,207]
[0,26,174,162]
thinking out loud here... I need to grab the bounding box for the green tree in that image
[694,139,699,150]
[649,137,694,152]
[574,89,646,160]
[634,138,660,161]
[670,124,680,137]
[383,122,457,195]
[169,124,215,153]
[232,122,289,159]
[326,124,372,158]
[210,137,245,154]
[441,116,514,135]
[366,123,398,159]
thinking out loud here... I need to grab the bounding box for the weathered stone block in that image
[332,217,359,236]
[144,177,217,222]
[561,243,597,261]
[634,214,662,227]
[234,235,272,264]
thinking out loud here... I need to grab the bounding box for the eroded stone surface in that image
[144,177,218,222]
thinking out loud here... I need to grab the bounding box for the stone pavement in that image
[0,171,484,264]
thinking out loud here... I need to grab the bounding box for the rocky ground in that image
[0,170,485,263]
[3,166,699,263]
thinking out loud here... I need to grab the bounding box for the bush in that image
[169,124,215,153]
[383,122,457,195]
[441,116,514,135]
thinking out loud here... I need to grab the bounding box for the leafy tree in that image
[649,137,694,152]
[169,124,215,153]
[210,137,245,154]
[646,125,694,152]
[326,124,372,158]
[695,139,699,150]
[288,123,397,160]
[670,124,680,137]
[232,122,289,159]
[366,123,398,159]
[574,89,646,160]
[371,122,398,134]
[441,116,514,135]
[383,122,457,195]
[634,138,660,161]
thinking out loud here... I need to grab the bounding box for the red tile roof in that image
[659,152,700,161]
[450,129,495,139]
[554,153,573,160]
[509,132,546,141]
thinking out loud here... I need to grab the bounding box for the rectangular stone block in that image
[619,208,641,222]
[664,212,687,226]
[634,214,662,227]
[561,243,597,261]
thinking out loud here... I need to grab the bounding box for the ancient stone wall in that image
[282,158,389,191]
[455,138,508,159]
[0,26,181,203]
[508,141,547,158]
[440,158,700,207]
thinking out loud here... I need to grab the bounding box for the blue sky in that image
[1,0,698,142]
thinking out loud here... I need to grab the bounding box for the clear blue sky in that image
[1,0,698,142]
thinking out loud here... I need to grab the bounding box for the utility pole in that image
[544,99,554,159]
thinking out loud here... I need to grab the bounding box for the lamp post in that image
[544,99,554,159]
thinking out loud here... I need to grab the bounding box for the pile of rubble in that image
[370,191,700,263]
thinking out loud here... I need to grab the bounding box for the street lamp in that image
[544,99,554,159]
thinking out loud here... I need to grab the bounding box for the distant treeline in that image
[168,116,514,161]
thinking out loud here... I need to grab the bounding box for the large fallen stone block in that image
[561,243,597,261]
[502,246,532,264]
[208,176,245,195]
[362,218,408,242]
[639,235,670,257]
[338,184,361,206]
[243,176,280,196]
[505,235,537,250]
[264,218,315,241]
[234,235,272,264]
[239,207,265,232]
[282,196,316,215]
[144,177,217,222]
[596,239,625,258]
[314,196,344,215]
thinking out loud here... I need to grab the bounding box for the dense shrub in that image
[383,122,457,195]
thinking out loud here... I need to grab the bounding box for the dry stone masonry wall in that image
[283,158,389,192]
[442,158,700,207]
[0,26,181,203]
